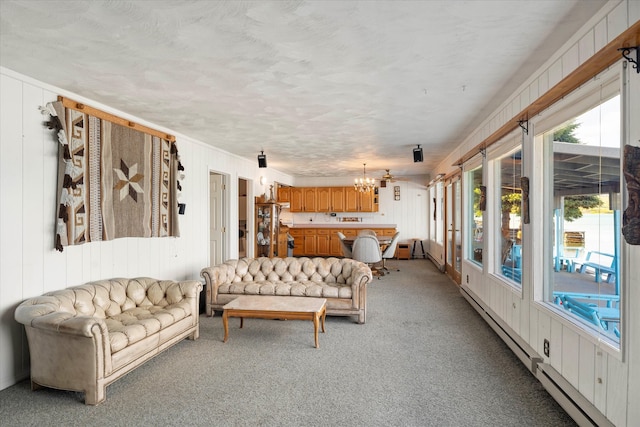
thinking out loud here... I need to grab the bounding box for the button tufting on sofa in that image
[14,277,202,405]
[201,257,372,324]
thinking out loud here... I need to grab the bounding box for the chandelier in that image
[354,163,375,192]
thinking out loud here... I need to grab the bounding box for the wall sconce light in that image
[413,145,423,163]
[259,176,266,186]
[258,150,267,168]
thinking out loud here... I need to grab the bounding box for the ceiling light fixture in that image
[413,145,423,163]
[354,163,375,193]
[258,150,267,168]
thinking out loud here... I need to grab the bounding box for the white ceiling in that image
[0,0,607,181]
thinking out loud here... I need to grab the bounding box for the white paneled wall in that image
[430,2,639,426]
[0,69,294,389]
[0,67,429,391]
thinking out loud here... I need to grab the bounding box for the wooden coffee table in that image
[222,296,327,348]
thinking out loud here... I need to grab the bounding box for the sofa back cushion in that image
[222,257,359,284]
[34,278,189,318]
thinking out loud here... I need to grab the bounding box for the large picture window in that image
[542,93,621,345]
[435,181,444,245]
[467,166,483,266]
[496,148,523,286]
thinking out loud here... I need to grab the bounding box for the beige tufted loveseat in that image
[201,257,372,324]
[14,277,202,405]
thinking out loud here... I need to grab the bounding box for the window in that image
[429,185,436,242]
[496,149,522,286]
[436,181,444,245]
[542,94,621,345]
[467,166,483,266]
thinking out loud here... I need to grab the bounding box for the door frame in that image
[209,169,229,266]
[444,172,462,284]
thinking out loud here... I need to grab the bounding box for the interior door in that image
[445,174,462,284]
[238,178,248,258]
[210,172,225,266]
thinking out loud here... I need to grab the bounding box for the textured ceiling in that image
[0,0,607,181]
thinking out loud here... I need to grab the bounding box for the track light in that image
[258,150,267,168]
[413,145,423,163]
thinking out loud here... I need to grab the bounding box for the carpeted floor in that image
[0,259,576,426]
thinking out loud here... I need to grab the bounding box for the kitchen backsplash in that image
[285,210,386,225]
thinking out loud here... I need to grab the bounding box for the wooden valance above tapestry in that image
[45,98,182,252]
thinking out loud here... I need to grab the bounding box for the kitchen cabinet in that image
[290,187,304,212]
[329,230,343,256]
[288,227,395,257]
[277,186,290,203]
[289,186,376,213]
[316,229,331,256]
[331,187,345,212]
[303,188,317,212]
[290,187,317,212]
[304,229,317,255]
[344,187,378,212]
[316,187,345,212]
[316,187,331,212]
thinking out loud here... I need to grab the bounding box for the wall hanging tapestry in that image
[623,144,640,245]
[44,97,182,252]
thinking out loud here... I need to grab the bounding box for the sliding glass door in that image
[445,174,462,284]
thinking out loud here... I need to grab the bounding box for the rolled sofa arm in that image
[15,297,108,337]
[349,262,373,290]
[201,264,238,316]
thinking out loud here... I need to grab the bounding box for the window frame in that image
[464,156,484,269]
[487,133,524,290]
[532,65,624,356]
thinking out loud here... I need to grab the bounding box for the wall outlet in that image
[543,339,550,357]
[466,275,469,284]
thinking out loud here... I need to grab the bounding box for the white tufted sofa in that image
[14,277,202,405]
[201,257,372,324]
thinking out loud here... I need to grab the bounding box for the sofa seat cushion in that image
[219,280,352,299]
[106,300,192,353]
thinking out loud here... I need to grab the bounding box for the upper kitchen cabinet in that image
[344,187,378,212]
[290,187,317,212]
[277,185,290,203]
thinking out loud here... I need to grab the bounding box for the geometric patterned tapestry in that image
[45,100,181,252]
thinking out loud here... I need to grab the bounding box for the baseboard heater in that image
[460,286,540,372]
[426,253,445,272]
[460,286,614,427]
[536,363,614,427]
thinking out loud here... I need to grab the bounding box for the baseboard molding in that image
[460,285,613,427]
[426,253,445,272]
[536,363,614,427]
[460,285,539,372]
[1,370,28,391]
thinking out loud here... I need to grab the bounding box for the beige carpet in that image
[0,259,576,426]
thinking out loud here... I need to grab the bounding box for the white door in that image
[210,173,225,266]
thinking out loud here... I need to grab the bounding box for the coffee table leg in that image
[321,307,326,333]
[222,310,229,343]
[313,313,320,348]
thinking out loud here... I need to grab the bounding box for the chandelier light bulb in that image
[354,163,375,193]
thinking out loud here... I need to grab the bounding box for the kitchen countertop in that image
[288,224,396,229]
